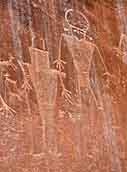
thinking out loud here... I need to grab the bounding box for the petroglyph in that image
[29,47,58,152]
[0,95,16,116]
[0,1,126,171]
[0,68,16,117]
[119,33,127,64]
[63,9,109,110]
[53,35,73,105]
[17,59,32,93]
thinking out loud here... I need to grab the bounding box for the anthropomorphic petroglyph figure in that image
[113,33,127,64]
[0,58,19,162]
[53,9,111,162]
[58,9,110,112]
[29,47,60,154]
[0,57,17,117]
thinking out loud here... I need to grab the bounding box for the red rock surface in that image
[0,0,127,171]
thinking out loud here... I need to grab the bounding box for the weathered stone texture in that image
[0,0,127,172]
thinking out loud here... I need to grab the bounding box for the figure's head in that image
[65,9,90,38]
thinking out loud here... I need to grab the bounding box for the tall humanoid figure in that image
[54,9,110,117]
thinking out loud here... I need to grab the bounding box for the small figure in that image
[118,33,127,64]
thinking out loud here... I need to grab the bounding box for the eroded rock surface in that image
[0,0,127,171]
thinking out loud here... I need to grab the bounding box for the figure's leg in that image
[88,84,104,110]
[88,53,104,111]
[80,88,91,160]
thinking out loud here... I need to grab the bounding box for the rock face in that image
[0,0,127,171]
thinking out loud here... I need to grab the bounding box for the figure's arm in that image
[94,45,120,83]
[53,34,66,72]
[17,59,32,92]
[88,44,110,110]
[53,34,72,104]
[93,44,109,74]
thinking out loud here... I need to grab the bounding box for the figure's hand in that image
[53,59,66,71]
[61,88,73,105]
[21,77,32,93]
[0,101,16,116]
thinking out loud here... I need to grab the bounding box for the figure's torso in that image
[63,34,95,87]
